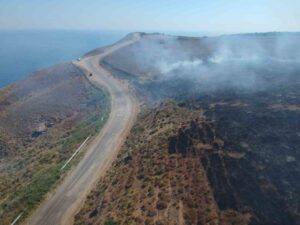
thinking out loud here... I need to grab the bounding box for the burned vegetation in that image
[75,32,300,225]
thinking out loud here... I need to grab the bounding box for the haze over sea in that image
[0,30,128,88]
[0,29,212,88]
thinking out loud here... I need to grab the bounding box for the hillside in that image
[75,33,300,225]
[0,63,110,224]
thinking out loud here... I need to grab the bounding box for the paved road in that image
[24,33,140,225]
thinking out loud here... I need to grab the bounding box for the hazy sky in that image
[0,0,299,33]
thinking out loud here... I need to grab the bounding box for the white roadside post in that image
[10,212,23,225]
[60,135,91,171]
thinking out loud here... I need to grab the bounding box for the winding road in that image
[24,33,140,225]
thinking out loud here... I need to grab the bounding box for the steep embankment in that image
[0,63,109,225]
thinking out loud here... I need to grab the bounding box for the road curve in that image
[24,33,140,225]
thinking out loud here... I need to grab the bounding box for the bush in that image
[104,219,118,225]
[156,200,167,210]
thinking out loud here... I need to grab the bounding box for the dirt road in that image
[24,33,140,225]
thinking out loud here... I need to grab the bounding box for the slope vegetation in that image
[0,63,109,224]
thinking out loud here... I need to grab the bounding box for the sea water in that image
[0,29,127,88]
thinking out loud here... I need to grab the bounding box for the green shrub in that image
[104,219,118,225]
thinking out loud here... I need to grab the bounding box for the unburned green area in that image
[0,86,110,225]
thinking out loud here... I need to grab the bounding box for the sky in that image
[0,0,299,34]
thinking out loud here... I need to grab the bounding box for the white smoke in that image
[156,59,203,74]
[104,32,300,93]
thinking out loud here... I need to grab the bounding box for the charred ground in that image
[75,32,300,225]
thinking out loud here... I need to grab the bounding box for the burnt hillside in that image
[75,32,300,225]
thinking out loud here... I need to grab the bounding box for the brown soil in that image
[74,103,250,225]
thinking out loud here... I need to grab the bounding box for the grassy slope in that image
[0,63,110,224]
